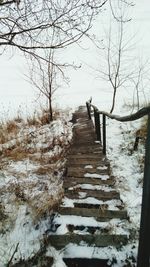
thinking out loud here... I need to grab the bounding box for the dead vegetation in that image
[135,117,147,141]
[0,107,73,267]
[0,202,7,222]
[0,108,72,218]
[0,120,19,144]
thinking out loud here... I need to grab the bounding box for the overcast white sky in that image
[0,0,150,118]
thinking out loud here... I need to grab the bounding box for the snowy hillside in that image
[0,109,73,266]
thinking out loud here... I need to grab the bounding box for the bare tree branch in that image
[0,0,107,59]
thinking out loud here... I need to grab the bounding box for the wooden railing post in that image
[94,109,101,142]
[137,113,150,267]
[86,102,91,120]
[103,114,106,155]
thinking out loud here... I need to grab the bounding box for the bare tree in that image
[129,60,150,111]
[97,0,142,113]
[0,0,107,59]
[28,49,68,122]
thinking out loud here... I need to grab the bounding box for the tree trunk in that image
[48,96,53,122]
[110,88,117,113]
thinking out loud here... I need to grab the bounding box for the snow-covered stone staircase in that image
[49,106,129,267]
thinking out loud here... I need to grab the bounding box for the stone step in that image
[67,167,109,177]
[73,132,95,137]
[70,144,102,149]
[73,112,89,119]
[64,177,114,187]
[68,148,102,155]
[65,189,120,201]
[68,154,104,159]
[63,258,109,267]
[73,202,124,210]
[67,159,109,167]
[54,223,119,235]
[58,207,128,220]
[74,126,95,132]
[47,234,128,249]
[69,145,103,154]
[72,141,98,146]
[74,126,94,131]
[73,139,95,146]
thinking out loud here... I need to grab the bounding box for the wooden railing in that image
[86,99,150,267]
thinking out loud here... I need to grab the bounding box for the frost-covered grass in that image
[0,108,73,266]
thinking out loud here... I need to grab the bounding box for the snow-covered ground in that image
[0,92,146,267]
[0,110,73,267]
[0,1,149,265]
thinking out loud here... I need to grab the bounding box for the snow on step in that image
[58,207,127,220]
[67,167,109,177]
[69,154,104,159]
[65,188,120,201]
[62,196,124,210]
[64,177,114,188]
[84,173,110,180]
[97,166,108,170]
[84,165,108,170]
[46,244,136,265]
[84,165,93,169]
[68,183,115,192]
[47,234,128,250]
[52,214,129,237]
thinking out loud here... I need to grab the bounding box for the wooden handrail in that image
[86,100,150,122]
[86,98,150,267]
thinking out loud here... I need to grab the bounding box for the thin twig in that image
[7,242,19,267]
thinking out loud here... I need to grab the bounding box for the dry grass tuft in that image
[14,183,26,201]
[3,147,30,161]
[53,110,61,120]
[27,115,40,127]
[39,111,50,125]
[0,129,7,144]
[14,115,24,123]
[0,119,20,144]
[6,120,19,134]
[30,188,64,220]
[0,202,7,221]
[34,166,52,175]
[136,118,147,140]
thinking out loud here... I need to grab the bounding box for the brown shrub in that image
[27,116,40,127]
[136,117,147,142]
[6,120,19,134]
[3,147,29,161]
[14,116,24,123]
[0,130,7,144]
[14,184,26,201]
[39,112,50,125]
[34,166,52,175]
